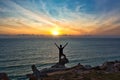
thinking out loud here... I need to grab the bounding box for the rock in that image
[51,62,66,68]
[26,74,37,80]
[59,57,69,65]
[84,65,92,70]
[114,63,120,72]
[100,62,114,71]
[0,73,9,80]
[92,66,101,70]
[51,57,69,68]
[100,61,120,72]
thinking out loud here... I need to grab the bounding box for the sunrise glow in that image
[52,30,60,36]
[0,0,120,36]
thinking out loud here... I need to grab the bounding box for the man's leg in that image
[59,53,61,63]
[62,54,66,58]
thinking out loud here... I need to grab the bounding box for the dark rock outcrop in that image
[100,60,120,72]
[0,73,9,80]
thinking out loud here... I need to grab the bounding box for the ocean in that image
[0,37,120,79]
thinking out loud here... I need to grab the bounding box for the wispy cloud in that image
[0,0,120,36]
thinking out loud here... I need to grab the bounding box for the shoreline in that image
[27,60,120,80]
[0,60,120,80]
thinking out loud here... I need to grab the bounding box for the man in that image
[31,65,44,80]
[55,43,68,63]
[27,65,47,80]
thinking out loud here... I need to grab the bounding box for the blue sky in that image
[0,0,120,36]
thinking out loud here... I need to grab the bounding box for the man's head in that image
[60,45,62,47]
[31,65,37,71]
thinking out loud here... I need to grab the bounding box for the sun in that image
[52,30,60,36]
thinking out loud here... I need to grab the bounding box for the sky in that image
[0,0,120,36]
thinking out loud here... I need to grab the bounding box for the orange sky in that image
[0,0,120,36]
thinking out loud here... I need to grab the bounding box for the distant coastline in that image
[0,34,120,39]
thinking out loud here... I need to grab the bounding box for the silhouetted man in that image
[55,43,68,62]
[31,65,41,80]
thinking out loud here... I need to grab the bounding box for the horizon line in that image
[0,34,120,38]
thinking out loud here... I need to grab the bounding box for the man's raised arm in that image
[63,42,68,48]
[54,43,59,48]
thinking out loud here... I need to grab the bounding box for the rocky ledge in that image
[27,60,120,80]
[0,60,120,80]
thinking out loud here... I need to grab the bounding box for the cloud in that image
[0,0,120,36]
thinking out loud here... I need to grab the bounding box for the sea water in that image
[0,37,120,79]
